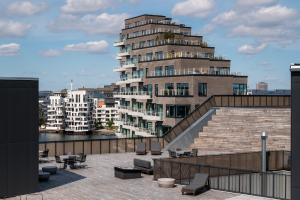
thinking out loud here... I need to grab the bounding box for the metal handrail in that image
[163,95,291,143]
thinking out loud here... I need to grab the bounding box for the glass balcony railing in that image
[146,68,244,77]
[138,51,214,62]
[158,89,191,97]
[132,39,208,49]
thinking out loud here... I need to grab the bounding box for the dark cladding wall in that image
[0,79,38,198]
[292,69,300,200]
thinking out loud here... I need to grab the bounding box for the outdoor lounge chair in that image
[181,173,210,195]
[151,142,161,155]
[136,143,147,155]
[133,159,153,174]
[76,154,87,168]
[168,149,177,158]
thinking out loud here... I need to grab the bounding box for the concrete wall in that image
[0,78,38,198]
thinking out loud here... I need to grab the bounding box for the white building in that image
[46,92,65,131]
[93,99,120,127]
[65,90,95,132]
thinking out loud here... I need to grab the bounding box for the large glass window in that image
[165,83,174,96]
[155,51,164,60]
[176,83,189,96]
[233,83,247,95]
[155,84,158,96]
[146,53,153,61]
[165,65,175,76]
[166,105,190,118]
[198,83,207,96]
[155,66,163,76]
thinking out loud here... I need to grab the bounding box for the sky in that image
[0,0,299,91]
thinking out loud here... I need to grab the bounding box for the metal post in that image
[261,131,268,172]
[261,131,268,196]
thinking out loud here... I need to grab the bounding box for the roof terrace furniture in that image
[55,155,66,169]
[114,167,142,179]
[191,149,198,157]
[151,142,162,155]
[42,166,58,175]
[76,154,87,168]
[136,143,147,155]
[168,149,177,158]
[40,149,49,158]
[133,159,153,175]
[158,178,176,188]
[38,171,50,182]
[181,173,210,196]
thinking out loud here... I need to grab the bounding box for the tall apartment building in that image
[113,14,248,137]
[46,92,65,131]
[65,90,95,132]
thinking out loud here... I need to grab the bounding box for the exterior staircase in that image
[190,108,291,153]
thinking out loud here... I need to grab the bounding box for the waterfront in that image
[39,132,118,142]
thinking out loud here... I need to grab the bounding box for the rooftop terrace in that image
[6,152,277,200]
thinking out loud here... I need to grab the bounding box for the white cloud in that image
[249,5,297,26]
[64,40,108,53]
[206,3,300,47]
[41,49,62,57]
[238,43,267,55]
[61,0,110,14]
[0,19,31,37]
[0,43,20,56]
[237,0,276,7]
[172,0,214,17]
[212,10,237,25]
[49,13,128,35]
[7,1,47,16]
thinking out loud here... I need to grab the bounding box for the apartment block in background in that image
[65,90,95,132]
[114,14,248,137]
[93,98,120,127]
[46,92,66,131]
[256,82,268,91]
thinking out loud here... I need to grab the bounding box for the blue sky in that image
[0,0,299,90]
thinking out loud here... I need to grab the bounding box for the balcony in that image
[157,89,192,97]
[113,63,136,72]
[147,68,245,77]
[118,107,163,121]
[113,91,151,100]
[113,41,125,47]
[115,77,143,85]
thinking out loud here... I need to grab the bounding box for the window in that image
[165,83,174,96]
[146,53,153,61]
[233,83,247,95]
[198,83,207,96]
[155,66,163,76]
[155,84,158,96]
[176,83,189,96]
[165,65,174,76]
[166,105,175,118]
[155,51,164,60]
[139,41,145,48]
[166,105,190,118]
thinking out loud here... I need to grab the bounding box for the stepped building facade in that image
[114,14,248,137]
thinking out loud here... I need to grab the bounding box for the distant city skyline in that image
[1,0,299,90]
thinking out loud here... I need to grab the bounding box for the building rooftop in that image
[23,152,278,200]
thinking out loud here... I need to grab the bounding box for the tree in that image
[39,105,46,127]
[106,120,114,130]
[95,119,103,130]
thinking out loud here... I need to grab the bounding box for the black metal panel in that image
[291,71,300,200]
[0,79,38,198]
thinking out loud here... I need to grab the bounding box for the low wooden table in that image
[114,167,142,179]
